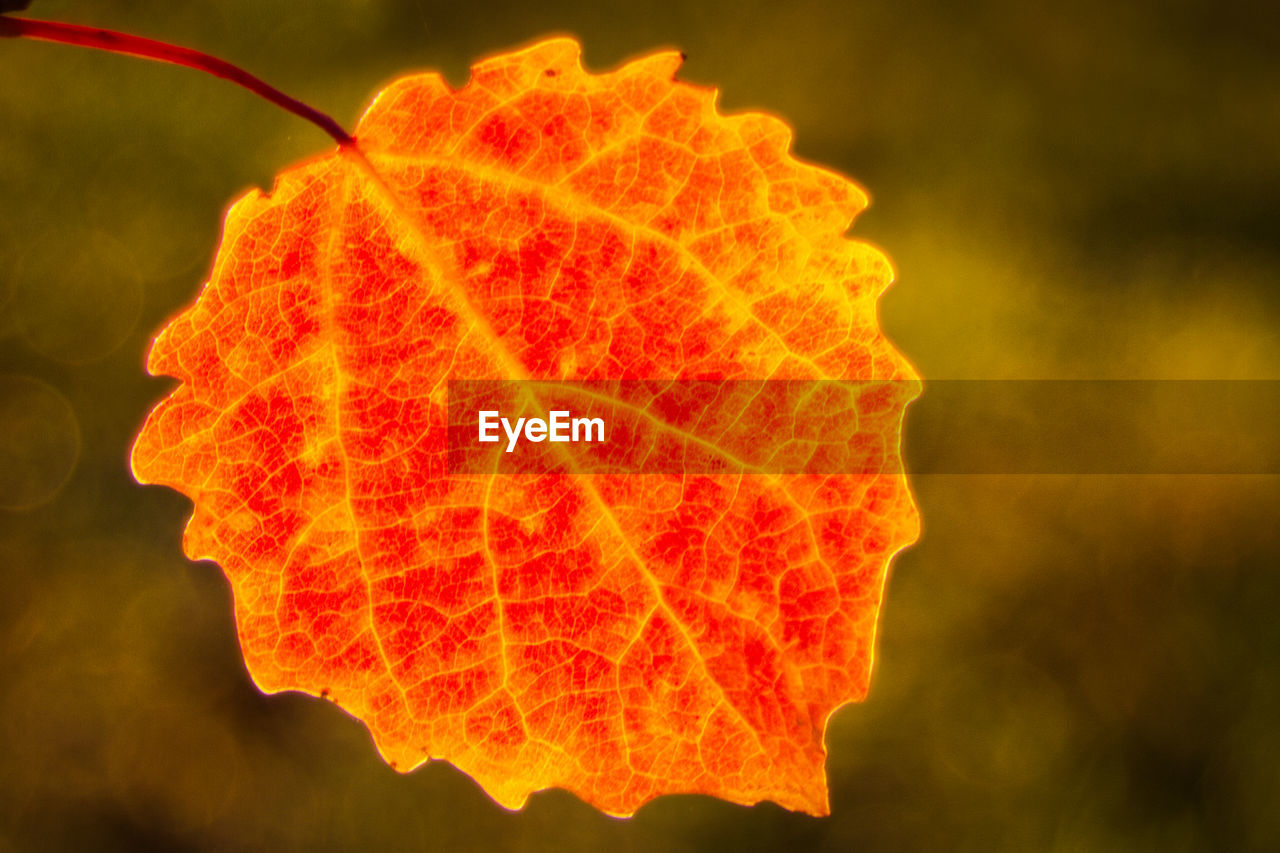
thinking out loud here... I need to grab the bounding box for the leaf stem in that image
[0,15,355,147]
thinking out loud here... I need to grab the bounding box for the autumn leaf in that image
[130,38,920,816]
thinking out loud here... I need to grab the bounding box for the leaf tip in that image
[476,35,584,83]
[620,46,686,83]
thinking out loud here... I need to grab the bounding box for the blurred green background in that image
[2,0,1278,849]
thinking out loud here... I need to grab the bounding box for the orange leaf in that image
[130,39,920,816]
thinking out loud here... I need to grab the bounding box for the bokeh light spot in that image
[0,375,82,510]
[15,231,143,364]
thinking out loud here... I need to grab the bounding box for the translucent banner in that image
[446,380,1280,475]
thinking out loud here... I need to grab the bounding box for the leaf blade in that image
[132,38,920,817]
